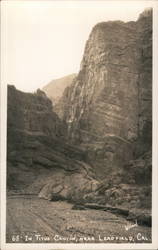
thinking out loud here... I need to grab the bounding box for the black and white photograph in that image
[1,1,158,249]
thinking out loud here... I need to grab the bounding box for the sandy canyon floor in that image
[6,195,151,244]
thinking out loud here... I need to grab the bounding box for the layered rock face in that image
[60,10,152,177]
[7,85,100,201]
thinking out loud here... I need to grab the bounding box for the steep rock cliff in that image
[7,85,100,201]
[60,9,152,177]
[7,85,66,140]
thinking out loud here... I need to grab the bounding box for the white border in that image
[1,1,158,250]
[152,0,158,248]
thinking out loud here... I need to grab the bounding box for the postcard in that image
[1,1,158,250]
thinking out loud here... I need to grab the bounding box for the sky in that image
[1,1,154,92]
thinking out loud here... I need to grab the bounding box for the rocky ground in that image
[7,195,151,244]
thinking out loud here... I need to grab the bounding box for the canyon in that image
[6,9,152,243]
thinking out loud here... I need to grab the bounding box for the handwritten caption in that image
[11,232,150,243]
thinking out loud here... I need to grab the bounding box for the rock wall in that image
[7,86,66,139]
[7,85,100,201]
[60,9,152,177]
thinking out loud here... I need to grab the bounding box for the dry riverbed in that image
[7,195,151,244]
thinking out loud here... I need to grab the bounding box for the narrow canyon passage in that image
[7,195,151,244]
[5,9,152,247]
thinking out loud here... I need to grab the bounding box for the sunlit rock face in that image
[60,9,152,177]
[43,74,76,105]
[42,74,76,119]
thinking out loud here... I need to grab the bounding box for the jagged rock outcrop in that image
[59,9,152,178]
[7,85,100,201]
[7,86,66,139]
